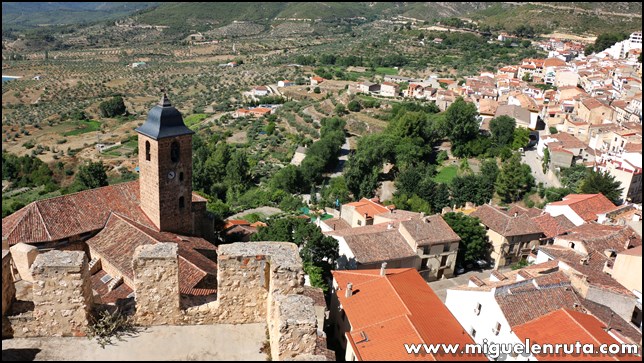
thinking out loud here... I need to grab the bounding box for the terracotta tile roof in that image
[513,309,640,361]
[374,209,422,222]
[2,181,148,245]
[223,219,250,230]
[333,225,417,265]
[333,269,487,361]
[532,214,576,239]
[2,181,206,246]
[547,132,586,150]
[538,246,633,296]
[495,274,582,327]
[618,244,641,256]
[345,198,390,219]
[507,204,543,218]
[399,215,461,246]
[320,217,351,232]
[451,261,563,292]
[555,223,641,253]
[87,213,217,296]
[580,298,643,347]
[90,269,134,305]
[548,194,617,222]
[470,204,543,237]
[582,98,606,110]
[543,57,567,68]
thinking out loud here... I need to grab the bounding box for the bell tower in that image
[136,94,195,234]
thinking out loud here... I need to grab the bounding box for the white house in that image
[543,193,617,226]
[252,86,269,96]
[277,80,294,87]
[445,264,589,361]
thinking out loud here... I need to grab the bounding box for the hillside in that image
[1,2,157,29]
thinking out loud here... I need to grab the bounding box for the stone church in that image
[2,95,218,303]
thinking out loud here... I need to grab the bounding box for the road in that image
[521,148,561,188]
[329,139,351,178]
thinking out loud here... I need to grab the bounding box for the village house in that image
[310,76,324,86]
[534,223,642,327]
[252,85,269,97]
[445,261,642,360]
[543,193,618,226]
[576,97,614,125]
[277,80,294,87]
[357,81,380,95]
[379,81,399,97]
[470,204,543,269]
[331,268,487,361]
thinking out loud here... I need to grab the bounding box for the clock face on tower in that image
[167,171,176,180]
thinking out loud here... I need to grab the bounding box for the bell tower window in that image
[179,172,184,182]
[171,141,180,163]
[145,141,151,161]
[179,196,185,209]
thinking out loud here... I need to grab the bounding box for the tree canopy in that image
[443,212,491,265]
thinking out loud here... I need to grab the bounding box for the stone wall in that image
[28,250,93,337]
[9,243,39,283]
[270,294,318,361]
[2,250,15,317]
[132,243,180,325]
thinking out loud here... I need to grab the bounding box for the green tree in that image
[560,165,589,190]
[578,170,623,204]
[347,100,362,112]
[512,127,531,150]
[443,212,490,265]
[495,153,534,202]
[444,97,479,147]
[489,115,516,147]
[542,147,550,174]
[313,87,321,94]
[225,150,251,191]
[334,104,347,116]
[99,95,126,118]
[77,161,108,190]
[270,165,301,193]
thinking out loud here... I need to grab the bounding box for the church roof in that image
[135,94,194,140]
[2,181,205,245]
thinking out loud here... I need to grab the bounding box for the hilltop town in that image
[2,2,643,361]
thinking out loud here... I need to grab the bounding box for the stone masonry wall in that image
[270,294,318,361]
[2,250,15,317]
[9,243,39,283]
[29,250,93,337]
[132,243,180,325]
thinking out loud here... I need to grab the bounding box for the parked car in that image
[455,265,465,275]
[475,259,489,269]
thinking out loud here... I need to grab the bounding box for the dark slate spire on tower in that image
[135,93,195,140]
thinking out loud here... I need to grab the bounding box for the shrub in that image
[549,126,558,134]
[86,308,138,349]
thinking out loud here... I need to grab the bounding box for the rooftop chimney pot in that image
[380,262,387,276]
[346,282,353,298]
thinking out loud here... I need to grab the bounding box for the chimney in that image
[514,212,518,217]
[424,217,430,224]
[387,223,393,230]
[420,212,425,219]
[380,262,387,276]
[345,282,353,298]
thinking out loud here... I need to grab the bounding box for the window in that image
[170,141,180,162]
[179,172,184,182]
[145,141,151,161]
[179,196,185,209]
[423,246,431,255]
[492,322,501,335]
[443,244,450,253]
[569,242,575,249]
[357,220,362,226]
[474,303,482,315]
